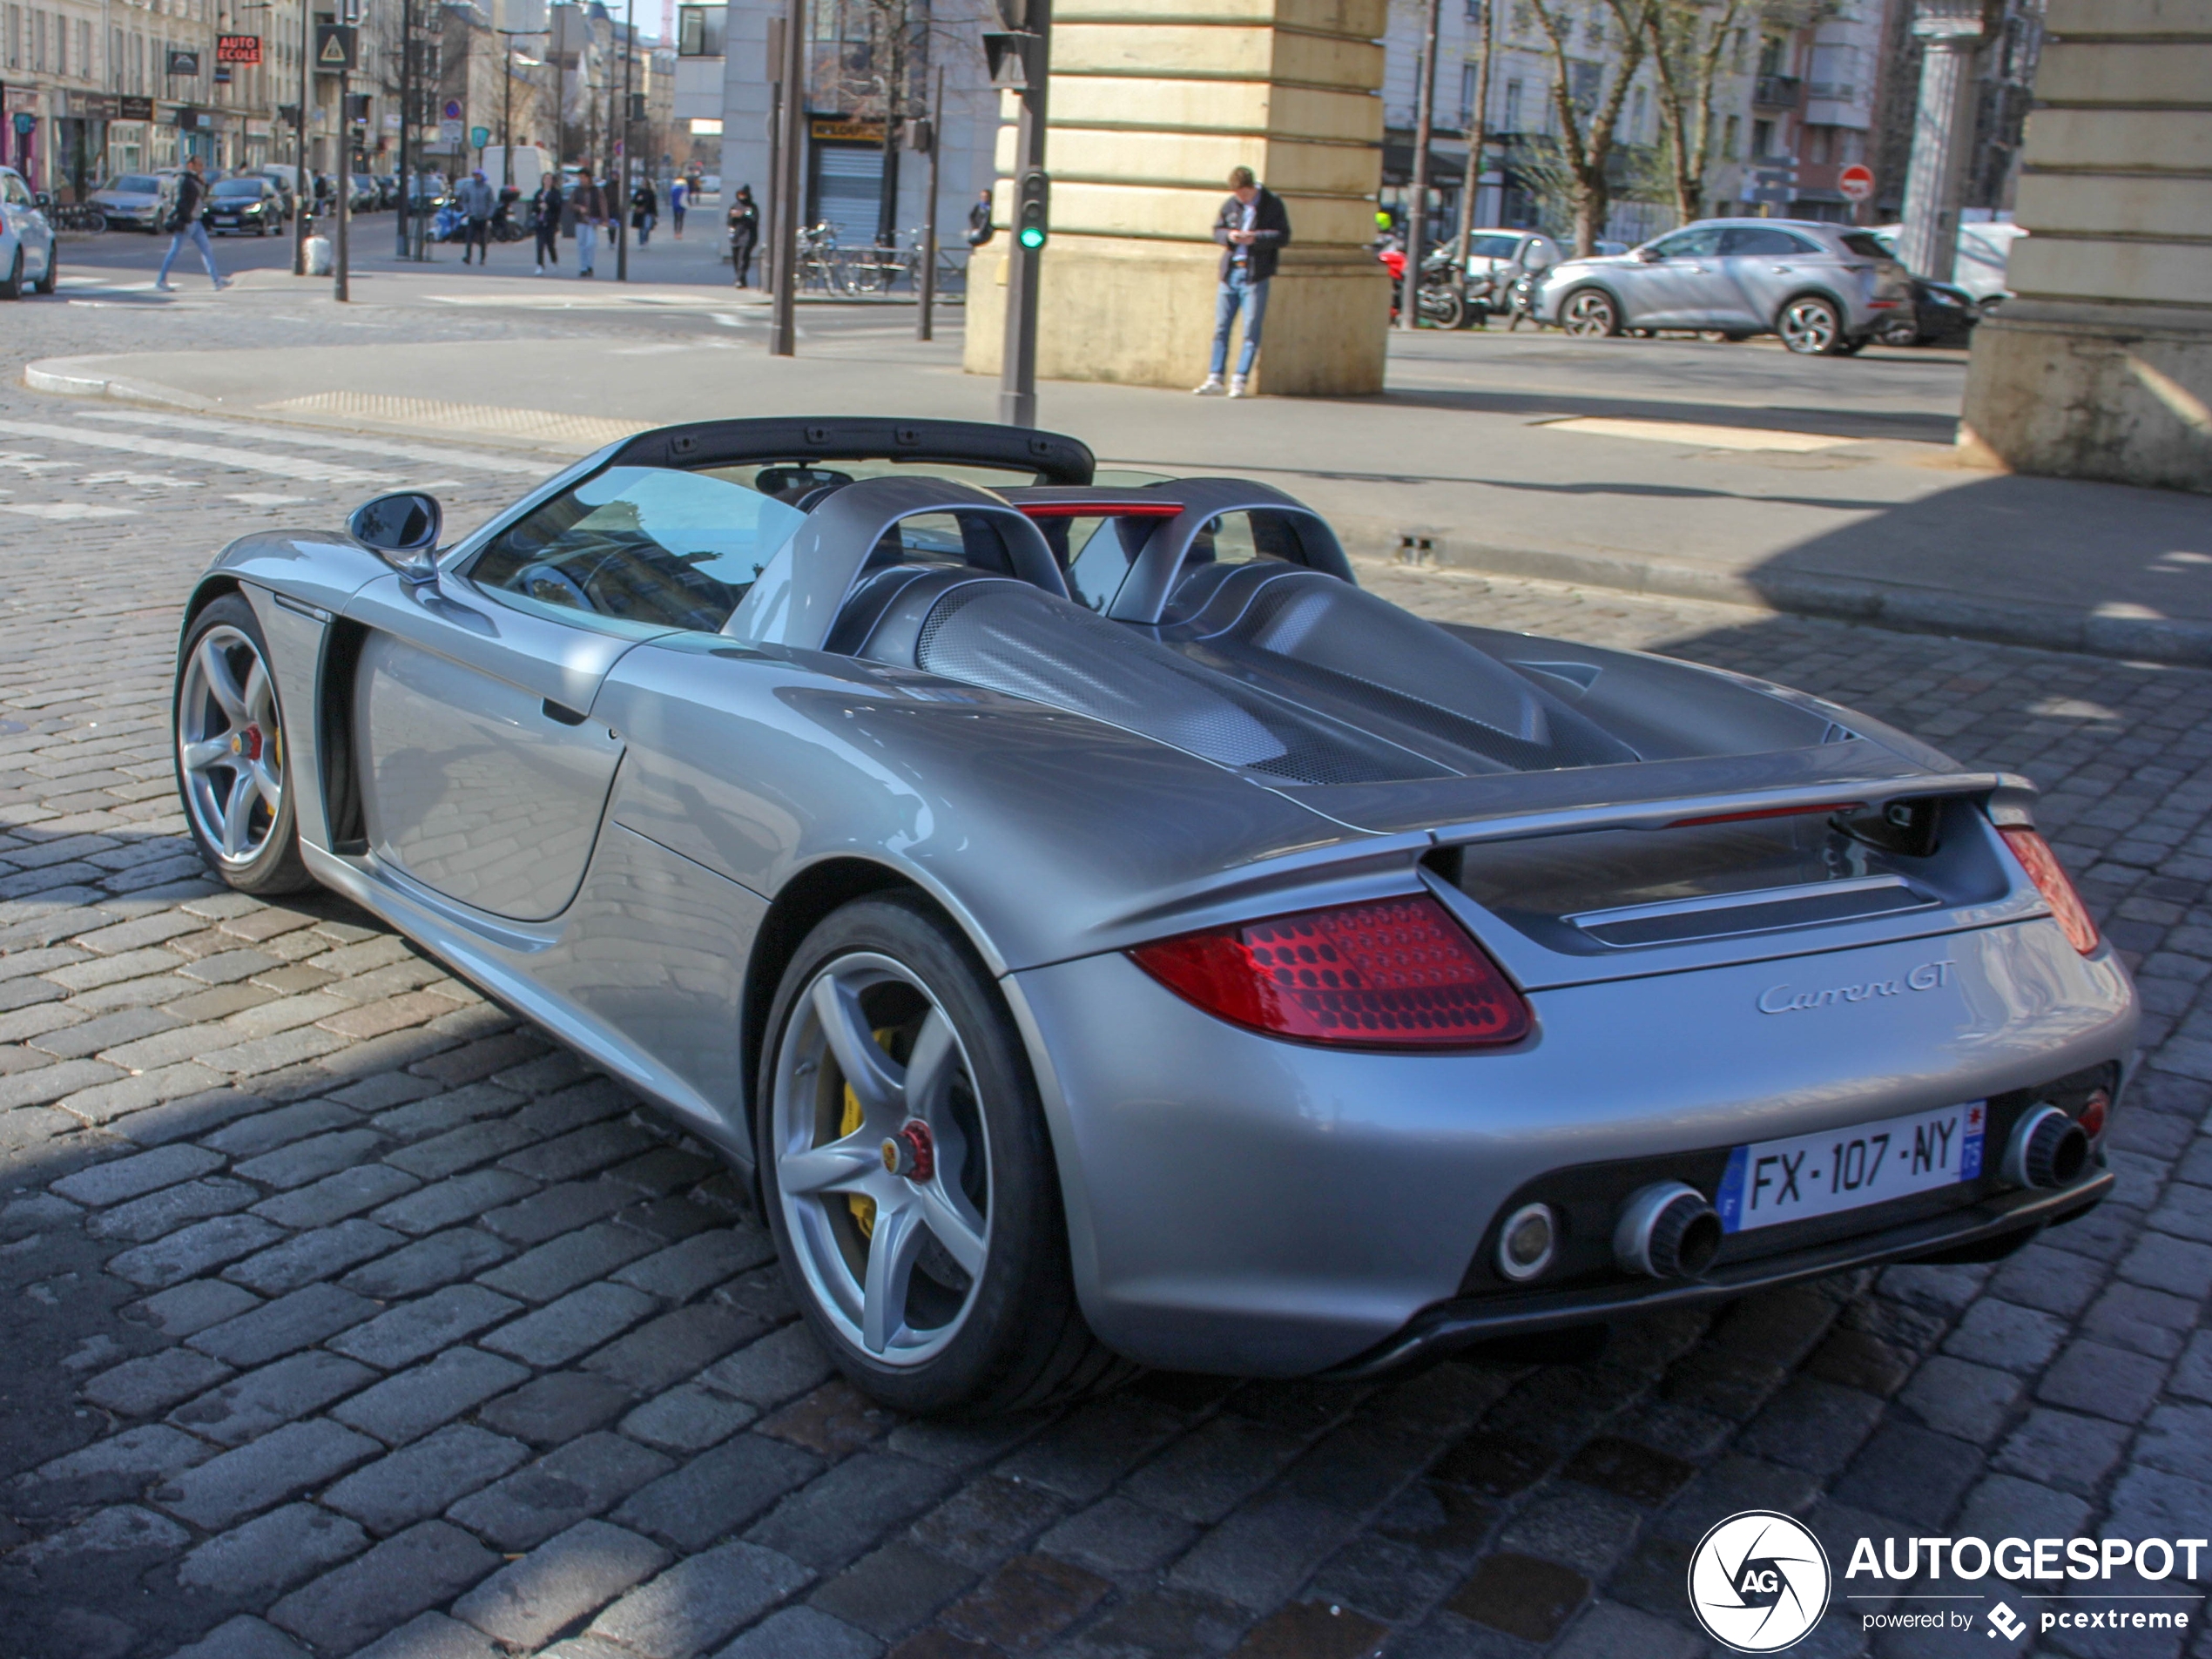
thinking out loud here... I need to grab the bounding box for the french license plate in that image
[1716,1101,1986,1233]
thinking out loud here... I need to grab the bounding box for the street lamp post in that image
[768,0,803,355]
[616,0,631,280]
[1400,0,1440,331]
[915,65,942,343]
[996,0,1050,428]
[293,0,308,274]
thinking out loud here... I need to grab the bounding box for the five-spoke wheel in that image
[758,894,1130,1415]
[173,594,314,893]
[771,950,992,1366]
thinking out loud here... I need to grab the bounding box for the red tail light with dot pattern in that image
[1130,894,1534,1049]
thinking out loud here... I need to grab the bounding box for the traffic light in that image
[1015,168,1049,251]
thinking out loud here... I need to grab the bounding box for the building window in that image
[1757,35,1784,77]
[1723,113,1740,159]
[1630,84,1645,144]
[1730,27,1747,72]
[1459,62,1476,127]
[1503,77,1521,132]
[1752,118,1772,159]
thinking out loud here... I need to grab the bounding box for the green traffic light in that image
[1019,226,1046,249]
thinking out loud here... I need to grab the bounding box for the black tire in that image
[30,244,55,295]
[1874,314,1919,347]
[172,595,317,895]
[1559,287,1620,337]
[756,893,1134,1416]
[0,247,21,300]
[1423,287,1465,330]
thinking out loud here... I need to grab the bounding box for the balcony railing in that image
[1753,74,1803,109]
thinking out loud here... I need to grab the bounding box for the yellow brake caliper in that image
[840,1026,900,1238]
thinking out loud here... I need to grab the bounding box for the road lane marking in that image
[227,493,311,507]
[0,502,139,520]
[78,470,203,489]
[71,410,551,477]
[0,418,398,485]
[257,393,645,449]
[1536,415,1852,452]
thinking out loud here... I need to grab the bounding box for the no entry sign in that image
[1838,163,1874,203]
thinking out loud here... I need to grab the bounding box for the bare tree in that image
[1642,0,1743,223]
[1528,0,1657,255]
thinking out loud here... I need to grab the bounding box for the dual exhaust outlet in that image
[1497,1103,2092,1286]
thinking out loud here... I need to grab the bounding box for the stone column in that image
[1894,1,1988,282]
[961,0,1392,396]
[1959,0,2212,492]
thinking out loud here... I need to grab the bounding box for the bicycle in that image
[51,202,107,233]
[795,223,848,295]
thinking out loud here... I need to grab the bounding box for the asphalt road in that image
[0,289,2207,1659]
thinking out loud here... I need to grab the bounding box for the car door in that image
[345,462,806,922]
[346,577,644,923]
[1716,225,1823,332]
[1619,226,1725,327]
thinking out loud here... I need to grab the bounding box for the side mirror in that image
[348,492,443,584]
[1635,246,1662,262]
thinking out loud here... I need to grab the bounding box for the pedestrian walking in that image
[1194,165,1289,398]
[728,185,759,287]
[573,171,607,277]
[669,175,687,239]
[154,156,231,292]
[457,169,496,265]
[631,177,658,248]
[532,173,563,273]
[965,189,994,249]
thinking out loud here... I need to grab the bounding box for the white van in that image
[476,146,550,196]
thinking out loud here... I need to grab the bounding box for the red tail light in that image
[2000,826,2100,954]
[1129,894,1533,1049]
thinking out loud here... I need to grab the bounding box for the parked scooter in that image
[1379,243,1466,329]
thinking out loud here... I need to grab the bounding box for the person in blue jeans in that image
[154,156,232,293]
[1195,166,1289,398]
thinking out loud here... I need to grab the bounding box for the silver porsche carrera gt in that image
[171,416,2137,1414]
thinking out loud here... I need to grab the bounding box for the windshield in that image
[469,465,809,635]
[1841,232,1892,260]
[212,180,265,198]
[1466,234,1522,260]
[111,175,161,193]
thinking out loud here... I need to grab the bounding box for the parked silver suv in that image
[1534,218,1911,354]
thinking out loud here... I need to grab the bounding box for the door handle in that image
[1771,264,1795,273]
[541,698,589,726]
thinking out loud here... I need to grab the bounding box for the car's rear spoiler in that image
[604,416,1096,485]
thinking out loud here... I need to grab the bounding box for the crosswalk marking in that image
[0,502,138,520]
[0,418,397,487]
[72,409,553,478]
[78,470,203,489]
[227,492,310,507]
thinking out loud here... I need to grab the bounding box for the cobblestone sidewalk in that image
[0,347,2205,1659]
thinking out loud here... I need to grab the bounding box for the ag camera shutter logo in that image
[1688,1510,1832,1652]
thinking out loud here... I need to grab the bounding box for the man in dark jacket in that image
[1195,165,1289,397]
[155,156,230,292]
[966,189,994,248]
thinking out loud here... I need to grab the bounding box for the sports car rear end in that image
[1009,783,2132,1378]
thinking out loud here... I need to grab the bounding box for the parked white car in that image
[0,165,57,297]
[1872,220,2025,307]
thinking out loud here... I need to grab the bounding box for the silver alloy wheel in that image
[772,952,991,1366]
[1779,296,1840,354]
[1561,289,1616,337]
[177,624,285,867]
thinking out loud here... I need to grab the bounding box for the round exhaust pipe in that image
[2001,1103,2089,1190]
[1614,1181,1723,1279]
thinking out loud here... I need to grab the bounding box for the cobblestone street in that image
[0,299,2207,1659]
